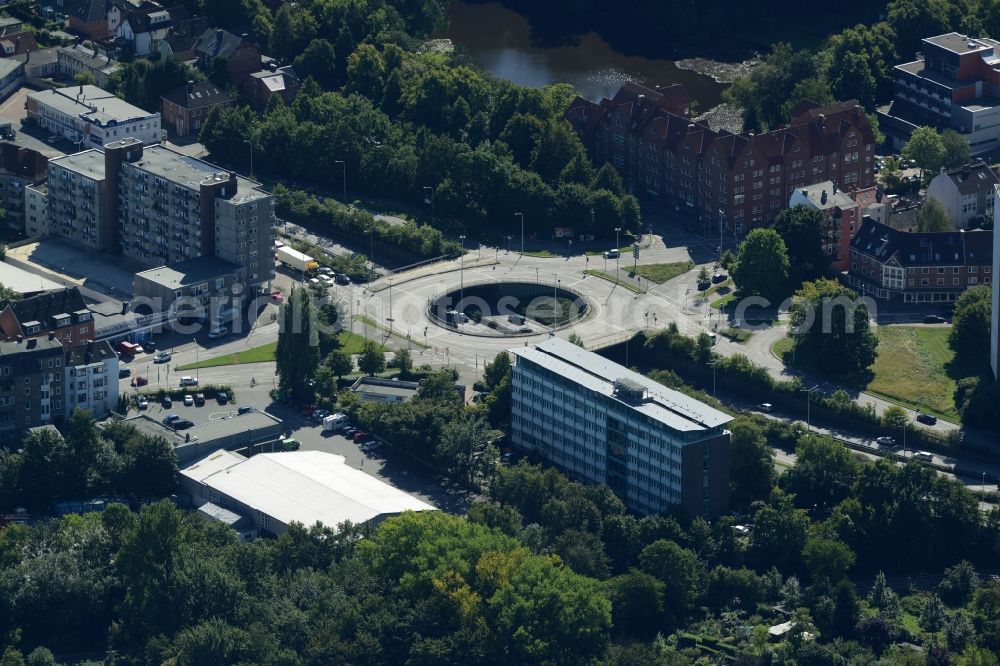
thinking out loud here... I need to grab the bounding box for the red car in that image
[352,431,368,442]
[130,376,148,387]
[301,404,317,415]
[271,292,283,302]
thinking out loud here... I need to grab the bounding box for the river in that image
[440,1,731,108]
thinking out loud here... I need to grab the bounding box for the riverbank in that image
[674,57,760,84]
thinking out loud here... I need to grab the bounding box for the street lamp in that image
[708,359,719,397]
[552,275,560,335]
[515,212,524,255]
[423,186,435,221]
[800,384,820,431]
[459,235,466,306]
[244,139,253,179]
[614,227,621,282]
[334,160,347,201]
[505,235,512,253]
[387,276,394,332]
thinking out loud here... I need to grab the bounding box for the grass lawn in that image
[866,326,960,421]
[585,269,643,293]
[353,315,431,348]
[631,261,693,284]
[771,335,794,363]
[718,326,753,343]
[710,291,737,310]
[175,331,385,370]
[699,279,732,297]
[522,249,559,258]
[584,244,634,256]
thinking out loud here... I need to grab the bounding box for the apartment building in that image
[788,182,861,272]
[0,287,94,347]
[566,83,876,233]
[46,149,112,251]
[26,85,161,147]
[0,335,65,438]
[133,255,243,323]
[510,337,732,516]
[880,32,1000,155]
[0,140,48,235]
[57,44,120,88]
[847,216,993,302]
[926,162,999,228]
[24,181,46,236]
[64,339,118,417]
[161,81,234,137]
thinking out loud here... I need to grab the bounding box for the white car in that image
[183,394,194,406]
[153,351,171,363]
[207,327,228,340]
[179,376,198,387]
[137,396,148,410]
[876,436,896,447]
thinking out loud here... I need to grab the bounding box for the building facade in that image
[788,182,861,272]
[133,256,243,323]
[46,149,112,251]
[0,140,48,235]
[0,56,23,99]
[244,66,302,112]
[161,81,234,137]
[0,336,65,438]
[64,339,118,417]
[880,33,1000,155]
[926,162,999,228]
[0,287,94,347]
[24,182,47,236]
[26,85,161,147]
[566,83,877,233]
[510,337,732,516]
[57,44,120,88]
[192,29,261,87]
[847,216,993,302]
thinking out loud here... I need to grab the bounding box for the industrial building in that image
[180,449,436,536]
[509,337,732,516]
[122,409,283,465]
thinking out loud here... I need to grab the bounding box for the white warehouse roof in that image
[181,449,436,528]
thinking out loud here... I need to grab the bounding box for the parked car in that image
[162,396,172,408]
[336,273,351,285]
[143,339,157,352]
[119,368,131,378]
[318,266,334,275]
[172,419,194,430]
[130,376,148,387]
[217,393,228,405]
[352,431,368,442]
[179,376,198,387]
[876,436,896,447]
[712,273,729,284]
[137,396,148,410]
[361,440,381,452]
[237,406,255,415]
[913,451,934,462]
[343,427,356,437]
[270,292,283,302]
[183,394,194,406]
[916,412,938,425]
[194,393,205,406]
[163,414,180,425]
[280,438,300,451]
[153,351,172,363]
[757,403,774,413]
[923,315,947,324]
[603,249,620,259]
[207,326,228,340]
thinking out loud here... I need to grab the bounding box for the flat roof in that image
[795,181,855,210]
[511,337,732,433]
[28,85,155,126]
[49,148,105,179]
[197,501,244,526]
[121,411,282,448]
[354,383,419,398]
[135,255,240,289]
[924,32,995,54]
[133,143,268,202]
[0,262,63,294]
[0,57,21,79]
[181,449,437,528]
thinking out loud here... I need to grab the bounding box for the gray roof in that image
[123,410,283,448]
[795,180,856,210]
[851,216,993,267]
[13,47,59,68]
[511,337,732,433]
[135,256,240,290]
[352,377,420,399]
[197,501,246,526]
[58,45,117,72]
[161,81,234,109]
[27,85,156,128]
[124,142,267,202]
[65,339,116,366]
[0,17,22,29]
[49,148,105,180]
[0,57,22,79]
[0,262,63,295]
[924,33,995,55]
[939,162,999,195]
[193,28,244,59]
[8,287,88,328]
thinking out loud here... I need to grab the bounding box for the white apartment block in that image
[64,339,118,417]
[509,337,732,516]
[26,85,161,148]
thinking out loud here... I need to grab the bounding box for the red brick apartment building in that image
[566,83,877,234]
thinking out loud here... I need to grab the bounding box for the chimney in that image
[241,32,248,43]
[687,123,696,133]
[833,183,838,194]
[216,28,223,43]
[121,301,130,315]
[48,331,55,340]
[26,338,36,349]
[820,190,827,204]
[15,335,22,343]
[187,79,193,96]
[79,84,83,94]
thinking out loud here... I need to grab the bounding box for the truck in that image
[117,341,142,356]
[323,413,349,432]
[276,246,320,273]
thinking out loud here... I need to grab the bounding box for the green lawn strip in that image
[522,249,560,258]
[865,326,960,421]
[584,269,643,293]
[584,243,636,256]
[710,292,737,310]
[718,326,753,343]
[337,330,385,354]
[631,261,693,284]
[771,335,794,364]
[175,342,277,370]
[698,279,732,297]
[352,314,431,348]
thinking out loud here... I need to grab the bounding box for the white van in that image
[323,413,349,432]
[179,376,198,387]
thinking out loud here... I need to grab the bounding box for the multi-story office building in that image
[566,83,876,233]
[26,85,161,148]
[42,139,274,298]
[0,335,65,438]
[64,339,118,418]
[46,149,111,251]
[847,216,993,302]
[509,337,732,516]
[880,33,1000,155]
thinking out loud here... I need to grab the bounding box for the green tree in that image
[773,205,831,286]
[357,340,386,376]
[867,571,902,619]
[276,286,320,403]
[729,418,775,508]
[881,156,903,190]
[781,435,859,511]
[921,593,948,632]
[941,129,972,169]
[293,39,338,89]
[199,106,258,166]
[530,120,589,184]
[939,560,980,607]
[390,347,413,378]
[732,228,791,302]
[482,351,511,392]
[638,539,702,626]
[326,348,354,379]
[435,411,497,484]
[750,492,810,571]
[917,197,951,232]
[789,279,878,380]
[887,0,953,63]
[604,569,665,639]
[270,3,317,60]
[345,43,385,101]
[903,126,946,180]
[881,404,909,430]
[831,51,877,108]
[949,284,992,366]
[802,537,856,584]
[74,71,96,86]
